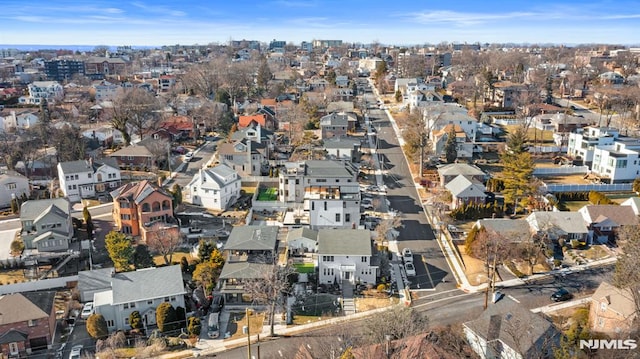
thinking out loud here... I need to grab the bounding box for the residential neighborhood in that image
[0,20,640,359]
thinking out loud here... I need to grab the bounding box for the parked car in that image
[551,288,573,302]
[184,151,194,162]
[80,302,93,319]
[405,262,416,277]
[69,345,83,359]
[402,248,413,264]
[210,294,225,313]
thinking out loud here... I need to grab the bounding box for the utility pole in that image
[245,308,252,359]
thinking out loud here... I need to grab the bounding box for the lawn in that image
[257,187,278,201]
[152,251,196,266]
[224,312,265,341]
[293,262,315,274]
[292,293,340,317]
[560,201,589,212]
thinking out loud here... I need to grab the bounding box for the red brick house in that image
[159,116,195,139]
[108,144,154,170]
[110,180,178,241]
[0,291,56,357]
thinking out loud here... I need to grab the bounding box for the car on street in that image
[68,345,83,359]
[80,302,94,319]
[183,151,194,162]
[404,262,416,277]
[550,287,573,302]
[402,248,413,264]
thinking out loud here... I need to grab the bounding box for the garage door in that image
[29,337,48,351]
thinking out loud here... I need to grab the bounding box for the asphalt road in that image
[170,139,220,189]
[364,92,454,291]
[212,264,614,358]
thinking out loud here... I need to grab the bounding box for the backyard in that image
[257,187,278,201]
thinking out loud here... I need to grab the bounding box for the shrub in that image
[87,314,109,340]
[553,259,562,267]
[505,262,525,278]
[377,284,387,292]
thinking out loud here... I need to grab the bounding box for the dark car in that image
[551,288,573,302]
[210,294,225,313]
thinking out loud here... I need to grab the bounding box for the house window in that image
[164,297,170,302]
[125,318,130,325]
[295,179,299,185]
[335,213,341,222]
[8,342,18,355]
[88,173,92,178]
[323,256,334,262]
[107,320,115,327]
[5,183,16,190]
[324,202,327,211]
[147,300,153,305]
[361,256,367,263]
[600,302,607,311]
[121,214,131,220]
[28,319,37,327]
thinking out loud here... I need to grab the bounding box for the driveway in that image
[0,228,19,262]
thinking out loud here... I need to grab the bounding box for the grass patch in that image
[241,186,256,196]
[257,187,278,201]
[0,269,28,285]
[560,201,588,212]
[293,263,315,274]
[503,125,555,143]
[582,245,609,260]
[292,294,339,316]
[152,251,196,266]
[292,315,324,325]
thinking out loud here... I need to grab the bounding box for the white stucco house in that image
[57,158,121,203]
[19,81,64,105]
[186,164,241,211]
[317,229,377,286]
[92,265,187,332]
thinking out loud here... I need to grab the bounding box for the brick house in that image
[0,291,56,357]
[110,180,177,241]
[589,282,637,335]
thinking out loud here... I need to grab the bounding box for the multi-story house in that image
[591,139,640,183]
[108,143,155,170]
[85,57,128,79]
[323,137,361,162]
[589,282,636,335]
[0,171,30,209]
[19,198,73,252]
[18,81,64,105]
[92,80,120,101]
[485,81,528,109]
[578,204,638,244]
[92,265,186,332]
[319,112,349,139]
[432,124,474,159]
[279,160,360,229]
[0,109,39,131]
[218,226,279,304]
[82,126,126,146]
[57,158,121,203]
[317,229,377,286]
[110,180,176,241]
[217,139,268,177]
[158,75,176,92]
[44,59,85,82]
[187,164,241,211]
[0,292,57,357]
[567,127,619,165]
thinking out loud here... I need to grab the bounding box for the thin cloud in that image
[402,10,542,26]
[130,1,187,17]
[270,0,318,7]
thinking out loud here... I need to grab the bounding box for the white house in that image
[323,137,361,162]
[621,197,640,216]
[93,266,187,332]
[19,81,64,105]
[57,158,121,202]
[566,127,619,165]
[286,227,318,253]
[279,160,360,229]
[0,110,39,132]
[0,171,30,209]
[590,139,640,183]
[82,126,126,146]
[92,81,120,101]
[187,164,241,211]
[20,198,73,252]
[317,229,377,286]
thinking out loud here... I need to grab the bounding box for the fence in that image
[0,275,77,295]
[542,183,632,193]
[533,166,589,176]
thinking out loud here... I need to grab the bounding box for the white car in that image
[80,302,94,319]
[184,151,194,162]
[402,248,413,264]
[405,262,416,277]
[69,345,83,359]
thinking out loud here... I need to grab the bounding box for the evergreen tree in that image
[156,302,177,333]
[105,231,134,272]
[444,126,458,163]
[83,206,94,240]
[132,244,155,269]
[500,151,535,212]
[87,314,109,339]
[129,311,143,330]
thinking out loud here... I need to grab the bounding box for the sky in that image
[1,0,640,47]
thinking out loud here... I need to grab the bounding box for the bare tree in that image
[145,223,183,265]
[243,263,297,336]
[468,228,512,308]
[109,87,163,145]
[374,214,403,245]
[613,225,640,330]
[362,306,428,345]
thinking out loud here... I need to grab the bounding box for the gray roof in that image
[320,113,349,127]
[78,268,114,294]
[20,198,70,221]
[476,219,531,242]
[438,163,485,177]
[58,158,118,174]
[317,229,372,256]
[109,144,153,157]
[445,175,486,198]
[464,299,559,356]
[305,160,357,179]
[527,211,588,234]
[287,227,318,242]
[219,262,272,280]
[110,265,185,304]
[225,225,279,252]
[323,137,361,149]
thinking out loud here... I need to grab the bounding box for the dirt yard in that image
[356,297,398,311]
[458,245,489,286]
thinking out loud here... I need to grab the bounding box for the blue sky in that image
[1,0,639,46]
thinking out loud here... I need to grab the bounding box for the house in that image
[407,90,443,109]
[322,136,361,162]
[317,229,377,286]
[186,164,241,211]
[433,124,474,159]
[578,205,638,244]
[589,281,637,335]
[485,81,528,109]
[158,116,195,140]
[567,127,619,165]
[238,113,277,131]
[110,180,176,241]
[278,160,360,229]
[93,266,187,332]
[108,143,155,170]
[0,291,57,357]
[92,80,120,101]
[437,163,486,187]
[474,219,532,243]
[19,198,73,252]
[218,226,279,304]
[57,158,121,203]
[286,227,318,253]
[19,81,64,105]
[335,75,349,87]
[82,126,126,146]
[445,175,487,210]
[0,171,30,209]
[85,57,128,78]
[463,299,559,359]
[319,112,349,139]
[526,211,589,242]
[217,139,267,176]
[77,267,114,303]
[0,110,39,131]
[591,139,640,183]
